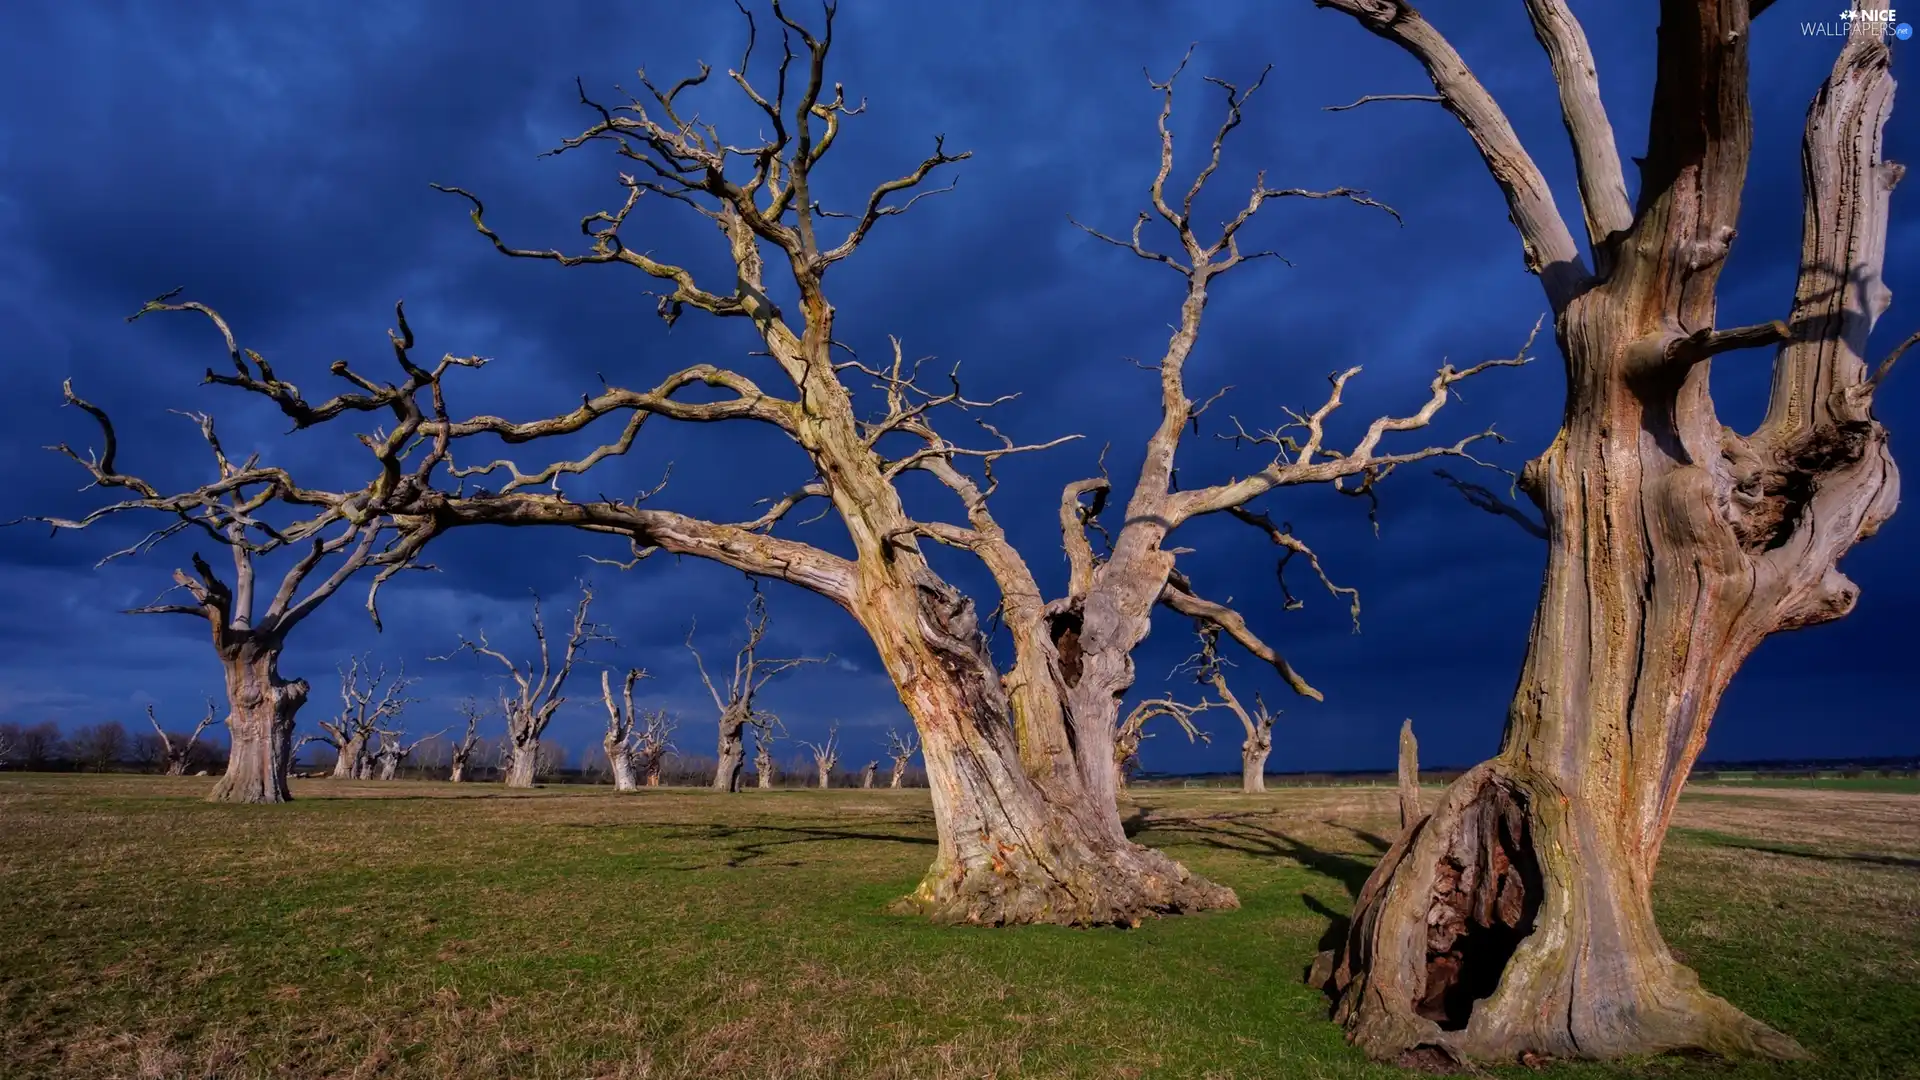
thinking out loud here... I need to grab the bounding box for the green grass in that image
[1,775,1915,1079]
[1690,774,1920,794]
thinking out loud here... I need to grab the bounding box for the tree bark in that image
[608,748,639,791]
[714,712,747,791]
[873,575,1236,926]
[1241,731,1271,794]
[754,742,775,789]
[504,733,540,788]
[332,733,367,779]
[209,640,304,804]
[1311,3,1901,1063]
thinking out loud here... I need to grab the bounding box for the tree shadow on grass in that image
[1132,812,1379,897]
[1702,834,1920,870]
[658,820,937,870]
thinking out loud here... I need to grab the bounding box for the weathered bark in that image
[1241,732,1271,794]
[332,733,368,779]
[754,739,775,789]
[714,713,747,791]
[1396,718,1420,831]
[861,761,877,788]
[210,639,305,804]
[448,700,483,783]
[1312,2,1902,1061]
[504,735,540,788]
[608,748,639,791]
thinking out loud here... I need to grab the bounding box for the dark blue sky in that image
[1,1,1913,774]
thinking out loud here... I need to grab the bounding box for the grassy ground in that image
[1689,774,1920,795]
[0,776,1914,1079]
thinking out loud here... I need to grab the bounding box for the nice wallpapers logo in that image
[1803,8,1913,39]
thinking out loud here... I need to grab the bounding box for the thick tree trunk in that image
[331,734,367,779]
[816,764,831,789]
[1241,734,1270,794]
[872,574,1236,926]
[645,764,662,787]
[754,744,774,789]
[504,736,539,788]
[165,759,190,778]
[714,715,746,791]
[448,754,469,783]
[608,746,639,791]
[209,642,304,804]
[377,756,399,781]
[889,764,905,789]
[1319,289,1893,1063]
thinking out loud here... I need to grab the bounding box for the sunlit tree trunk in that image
[211,639,305,804]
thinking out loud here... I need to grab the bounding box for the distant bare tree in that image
[146,700,219,777]
[533,741,567,782]
[70,722,129,772]
[372,725,445,780]
[688,590,825,792]
[860,760,878,789]
[437,583,609,787]
[0,728,13,768]
[803,724,840,790]
[448,698,486,782]
[313,657,413,780]
[752,715,780,789]
[1114,697,1209,792]
[1186,626,1277,793]
[885,727,919,789]
[600,667,651,791]
[9,722,63,770]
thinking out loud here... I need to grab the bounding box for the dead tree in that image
[416,4,1514,924]
[0,730,12,767]
[146,700,219,777]
[315,657,412,780]
[1396,718,1419,832]
[437,584,609,787]
[449,699,485,782]
[1185,626,1277,793]
[1306,1,1907,1062]
[636,710,673,786]
[599,667,661,791]
[884,727,918,789]
[1114,696,1209,792]
[688,590,824,792]
[21,297,481,803]
[803,724,840,789]
[860,760,878,788]
[751,714,780,789]
[372,726,444,780]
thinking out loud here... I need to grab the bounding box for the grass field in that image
[1,775,1915,1079]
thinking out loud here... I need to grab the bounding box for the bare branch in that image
[1323,93,1443,112]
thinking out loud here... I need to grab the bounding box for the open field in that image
[1,775,1915,1079]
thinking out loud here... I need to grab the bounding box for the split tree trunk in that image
[871,572,1236,926]
[754,745,774,789]
[209,641,305,804]
[449,754,470,783]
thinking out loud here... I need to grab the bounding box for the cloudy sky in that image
[1,1,1913,775]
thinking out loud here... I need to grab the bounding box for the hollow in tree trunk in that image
[210,639,306,804]
[1312,6,1902,1061]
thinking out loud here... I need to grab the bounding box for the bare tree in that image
[1114,696,1209,792]
[146,700,220,777]
[448,698,486,782]
[312,657,413,780]
[751,714,781,789]
[688,590,825,792]
[884,727,918,789]
[437,584,609,787]
[1187,626,1277,793]
[413,3,1513,924]
[1305,1,1907,1062]
[371,725,444,780]
[600,667,653,791]
[636,710,673,786]
[1396,718,1420,833]
[21,297,479,802]
[0,728,13,768]
[803,724,840,790]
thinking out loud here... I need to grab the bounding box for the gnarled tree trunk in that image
[754,740,775,789]
[608,747,639,791]
[1313,6,1902,1061]
[504,731,540,788]
[210,639,305,804]
[331,733,368,779]
[714,711,747,791]
[1241,730,1271,794]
